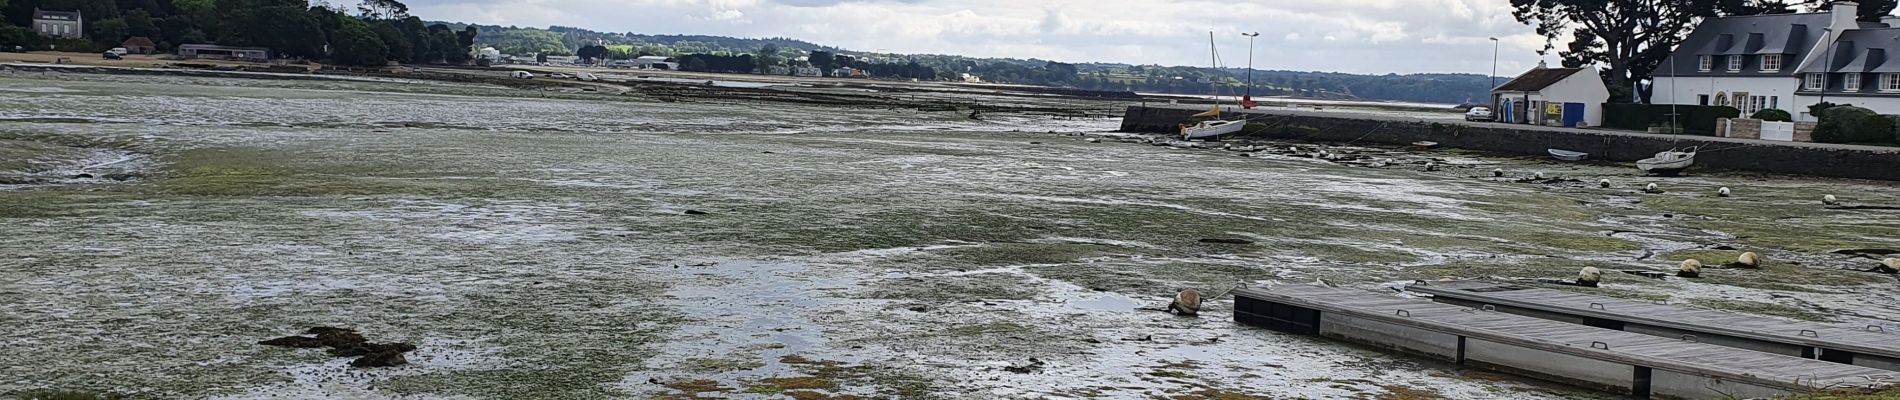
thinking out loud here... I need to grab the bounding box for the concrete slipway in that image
[1235,285,1895,399]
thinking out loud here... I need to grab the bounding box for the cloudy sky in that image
[407,0,1555,75]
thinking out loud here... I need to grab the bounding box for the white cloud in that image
[407,0,1549,75]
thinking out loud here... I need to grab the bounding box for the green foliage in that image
[476,28,566,56]
[575,44,606,63]
[328,18,388,66]
[1809,101,1843,117]
[50,37,93,52]
[1750,108,1793,122]
[0,24,42,49]
[87,18,128,49]
[1812,106,1892,144]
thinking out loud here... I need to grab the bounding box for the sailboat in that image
[1182,32,1245,140]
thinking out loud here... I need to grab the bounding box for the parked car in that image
[576,73,599,82]
[102,52,123,60]
[106,47,128,56]
[510,71,534,79]
[1464,107,1494,122]
[549,73,571,79]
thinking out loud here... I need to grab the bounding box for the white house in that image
[32,9,82,39]
[1651,1,1900,121]
[1491,62,1612,127]
[632,56,679,70]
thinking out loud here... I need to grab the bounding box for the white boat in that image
[1180,32,1244,140]
[1548,148,1589,161]
[1182,119,1245,139]
[1637,147,1697,175]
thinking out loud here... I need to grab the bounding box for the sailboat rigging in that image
[1181,31,1245,140]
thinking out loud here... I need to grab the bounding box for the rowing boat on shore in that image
[1637,147,1697,175]
[1548,148,1588,161]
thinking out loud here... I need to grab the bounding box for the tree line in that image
[0,0,477,66]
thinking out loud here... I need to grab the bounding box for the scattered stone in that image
[761,151,775,154]
[684,210,709,215]
[906,305,929,312]
[72,173,93,179]
[1198,238,1253,245]
[1029,142,1043,145]
[259,336,326,348]
[350,350,409,368]
[1003,357,1046,374]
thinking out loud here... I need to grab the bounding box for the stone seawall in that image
[1120,106,1900,181]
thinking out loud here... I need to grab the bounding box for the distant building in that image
[767,66,791,75]
[544,55,579,64]
[121,37,157,54]
[478,47,501,61]
[177,44,271,60]
[960,73,982,83]
[794,67,823,77]
[633,55,678,70]
[32,9,83,39]
[1491,61,1611,128]
[1650,1,1900,121]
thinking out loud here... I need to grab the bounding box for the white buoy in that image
[1718,187,1731,197]
[1425,162,1439,172]
[1599,179,1612,188]
[1678,259,1702,278]
[1881,258,1900,273]
[1645,183,1661,193]
[1824,194,1840,206]
[1578,266,1603,287]
[1492,168,1504,177]
[1534,171,1546,179]
[1736,251,1760,268]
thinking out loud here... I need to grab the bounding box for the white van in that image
[106,48,128,56]
[510,71,534,79]
[576,73,599,82]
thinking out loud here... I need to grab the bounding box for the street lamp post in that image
[1242,32,1260,108]
[1489,37,1500,90]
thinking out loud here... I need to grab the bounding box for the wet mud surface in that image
[2,72,1896,399]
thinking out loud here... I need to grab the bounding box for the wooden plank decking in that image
[1405,280,1900,360]
[1237,284,1895,392]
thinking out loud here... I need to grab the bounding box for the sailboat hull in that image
[1183,120,1245,139]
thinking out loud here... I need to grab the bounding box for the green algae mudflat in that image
[1,72,1894,399]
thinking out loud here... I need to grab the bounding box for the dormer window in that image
[1698,55,1712,71]
[1728,55,1744,72]
[1806,73,1826,91]
[1761,55,1782,72]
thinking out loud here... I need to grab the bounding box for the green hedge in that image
[1602,103,1740,135]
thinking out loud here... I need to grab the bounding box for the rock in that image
[907,305,929,312]
[1029,142,1043,145]
[349,350,409,368]
[1199,238,1253,245]
[684,210,709,215]
[102,173,137,181]
[761,151,775,154]
[72,173,93,179]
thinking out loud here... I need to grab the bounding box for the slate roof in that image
[1801,28,1900,74]
[32,9,80,21]
[1655,12,1834,77]
[1493,68,1587,92]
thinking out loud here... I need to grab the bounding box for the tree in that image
[754,43,780,72]
[356,0,407,19]
[122,9,157,38]
[88,18,129,48]
[0,24,43,49]
[809,49,833,73]
[576,44,606,63]
[536,52,547,63]
[1511,0,1724,102]
[371,21,409,62]
[328,18,386,66]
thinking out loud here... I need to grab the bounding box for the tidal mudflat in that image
[2,72,1896,399]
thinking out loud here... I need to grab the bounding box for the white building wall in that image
[1541,72,1613,126]
[1651,76,1809,120]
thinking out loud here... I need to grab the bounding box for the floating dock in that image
[1234,285,1894,399]
[1406,280,1900,371]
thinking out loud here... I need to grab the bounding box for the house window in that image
[1729,55,1744,72]
[1770,96,1778,110]
[1806,73,1826,91]
[1699,55,1712,72]
[1885,73,1900,92]
[1697,94,1710,105]
[1762,54,1782,72]
[1845,73,1862,91]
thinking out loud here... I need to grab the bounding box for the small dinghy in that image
[1637,147,1698,176]
[1411,141,1439,149]
[1548,148,1589,161]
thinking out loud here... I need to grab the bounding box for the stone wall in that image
[1717,118,1762,139]
[1120,106,1900,181]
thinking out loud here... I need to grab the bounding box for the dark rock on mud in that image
[1199,238,1254,245]
[72,173,93,179]
[684,210,710,215]
[1833,248,1900,258]
[261,327,415,369]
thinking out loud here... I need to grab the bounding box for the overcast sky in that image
[407,0,1554,76]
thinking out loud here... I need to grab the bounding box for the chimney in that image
[1833,1,1860,33]
[1536,60,1548,69]
[1883,14,1900,28]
